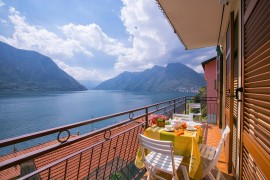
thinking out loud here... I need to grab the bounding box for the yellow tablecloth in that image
[135,126,203,180]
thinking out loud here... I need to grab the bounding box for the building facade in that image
[202,57,217,123]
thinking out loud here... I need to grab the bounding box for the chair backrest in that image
[189,103,201,114]
[215,125,230,157]
[139,134,173,156]
[189,103,201,108]
[173,113,193,121]
[202,125,230,177]
[139,134,179,178]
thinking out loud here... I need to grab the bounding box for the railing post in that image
[184,97,187,114]
[173,100,176,114]
[145,107,149,128]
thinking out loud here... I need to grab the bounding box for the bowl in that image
[171,120,182,130]
[165,125,174,131]
[187,125,194,129]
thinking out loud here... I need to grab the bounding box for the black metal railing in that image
[0,96,217,180]
[17,123,145,180]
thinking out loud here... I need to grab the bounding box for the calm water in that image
[0,90,194,154]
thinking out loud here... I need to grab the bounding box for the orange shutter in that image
[241,0,270,179]
[225,11,234,173]
[232,15,239,173]
[216,55,223,128]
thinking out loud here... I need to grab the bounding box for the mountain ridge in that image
[0,41,86,91]
[95,63,205,92]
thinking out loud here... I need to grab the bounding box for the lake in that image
[0,90,194,154]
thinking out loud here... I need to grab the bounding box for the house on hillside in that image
[156,0,270,179]
[201,57,217,124]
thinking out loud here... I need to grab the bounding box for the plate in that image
[186,128,197,131]
[164,128,174,132]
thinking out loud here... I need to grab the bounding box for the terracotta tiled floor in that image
[141,123,235,180]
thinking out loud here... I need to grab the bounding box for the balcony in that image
[0,96,234,180]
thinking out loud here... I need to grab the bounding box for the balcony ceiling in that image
[156,0,223,50]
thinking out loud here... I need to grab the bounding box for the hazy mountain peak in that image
[95,62,205,92]
[0,41,86,91]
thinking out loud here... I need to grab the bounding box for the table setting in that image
[135,114,204,179]
[151,114,203,138]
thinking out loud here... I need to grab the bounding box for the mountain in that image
[199,73,204,78]
[95,63,205,92]
[0,41,86,91]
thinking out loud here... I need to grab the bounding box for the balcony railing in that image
[0,96,217,180]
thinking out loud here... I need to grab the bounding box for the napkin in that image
[174,129,184,136]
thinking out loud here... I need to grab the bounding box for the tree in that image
[189,87,207,120]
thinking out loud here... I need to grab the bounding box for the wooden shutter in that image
[232,15,239,173]
[225,11,234,173]
[242,0,270,179]
[216,55,223,129]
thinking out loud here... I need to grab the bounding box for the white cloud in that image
[54,59,108,81]
[0,0,5,7]
[1,7,130,61]
[194,65,204,73]
[116,0,217,73]
[9,7,18,14]
[60,23,127,56]
[0,7,93,59]
[0,19,7,24]
[192,55,209,63]
[115,0,181,72]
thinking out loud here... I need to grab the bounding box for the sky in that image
[0,0,216,82]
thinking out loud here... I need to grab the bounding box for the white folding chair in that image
[188,103,202,122]
[173,113,193,121]
[139,134,189,180]
[198,125,230,180]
